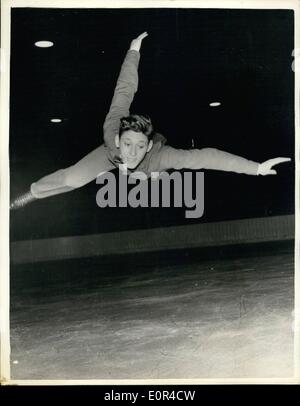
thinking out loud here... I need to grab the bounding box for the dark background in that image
[10,8,294,241]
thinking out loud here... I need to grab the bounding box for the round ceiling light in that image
[35,41,54,48]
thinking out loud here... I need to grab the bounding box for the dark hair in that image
[119,114,154,139]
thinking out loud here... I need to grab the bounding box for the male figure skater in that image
[10,32,290,209]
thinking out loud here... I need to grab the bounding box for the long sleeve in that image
[157,146,259,175]
[103,50,140,158]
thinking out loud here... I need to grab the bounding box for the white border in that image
[2,377,300,385]
[294,0,300,382]
[0,0,12,384]
[4,0,300,10]
[1,0,299,385]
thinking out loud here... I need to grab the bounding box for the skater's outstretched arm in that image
[103,32,148,158]
[158,146,291,175]
[10,33,148,210]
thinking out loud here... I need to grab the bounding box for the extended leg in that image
[11,144,115,208]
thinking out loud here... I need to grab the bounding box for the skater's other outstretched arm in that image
[103,32,148,158]
[158,146,291,175]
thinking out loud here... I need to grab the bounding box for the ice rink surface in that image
[10,243,294,380]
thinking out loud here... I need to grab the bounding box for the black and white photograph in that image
[1,0,299,383]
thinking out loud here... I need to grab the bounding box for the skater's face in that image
[116,130,153,169]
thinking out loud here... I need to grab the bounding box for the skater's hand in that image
[257,157,291,175]
[129,32,148,52]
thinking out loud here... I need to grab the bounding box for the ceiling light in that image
[50,118,62,123]
[35,41,54,48]
[209,102,221,107]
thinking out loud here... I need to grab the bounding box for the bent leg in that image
[31,144,115,199]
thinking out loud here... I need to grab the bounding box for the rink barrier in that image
[10,215,295,264]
